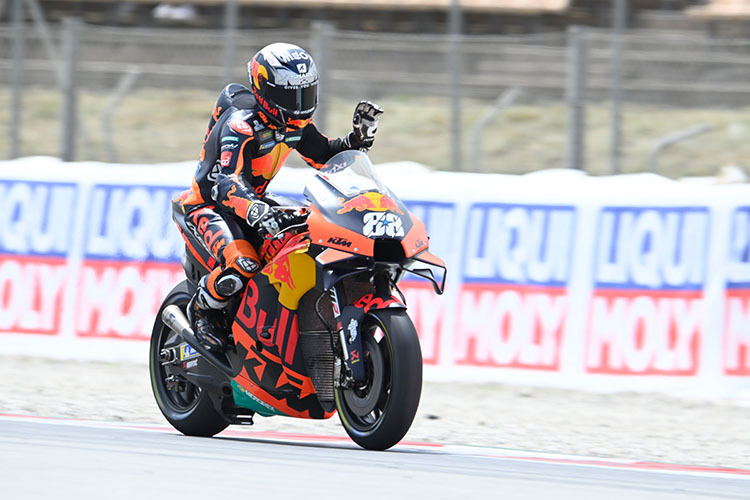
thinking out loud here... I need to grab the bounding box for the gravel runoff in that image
[2,355,749,470]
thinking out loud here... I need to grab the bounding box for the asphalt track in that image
[1,415,748,500]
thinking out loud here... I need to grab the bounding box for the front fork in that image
[329,282,355,389]
[329,270,399,389]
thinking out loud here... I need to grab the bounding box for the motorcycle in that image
[150,150,446,450]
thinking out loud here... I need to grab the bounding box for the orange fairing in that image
[307,205,374,256]
[315,248,355,266]
[401,213,429,258]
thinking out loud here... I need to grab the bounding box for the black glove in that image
[253,205,308,239]
[349,100,384,151]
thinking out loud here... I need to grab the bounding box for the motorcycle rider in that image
[176,42,383,351]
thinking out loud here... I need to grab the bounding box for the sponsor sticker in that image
[220,151,232,167]
[229,119,253,135]
[180,344,200,361]
[347,318,358,343]
[338,192,403,215]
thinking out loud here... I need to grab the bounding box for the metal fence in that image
[2,19,750,176]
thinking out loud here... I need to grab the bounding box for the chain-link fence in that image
[1,19,749,176]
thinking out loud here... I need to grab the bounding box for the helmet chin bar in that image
[254,88,287,129]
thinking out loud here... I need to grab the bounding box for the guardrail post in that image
[448,0,463,171]
[222,0,238,86]
[60,17,81,162]
[566,25,588,171]
[310,21,333,133]
[611,0,628,175]
[9,0,23,159]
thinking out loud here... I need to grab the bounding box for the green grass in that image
[1,88,749,178]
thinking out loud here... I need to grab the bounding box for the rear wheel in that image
[335,309,422,450]
[149,280,229,437]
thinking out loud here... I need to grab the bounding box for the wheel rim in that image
[339,325,391,432]
[154,303,202,413]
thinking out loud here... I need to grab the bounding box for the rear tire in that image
[149,280,229,437]
[335,309,422,450]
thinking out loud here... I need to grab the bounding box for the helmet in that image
[248,43,319,128]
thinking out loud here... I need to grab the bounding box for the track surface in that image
[1,416,748,499]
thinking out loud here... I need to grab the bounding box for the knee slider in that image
[214,270,246,298]
[197,275,228,309]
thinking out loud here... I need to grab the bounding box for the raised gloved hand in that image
[349,100,384,151]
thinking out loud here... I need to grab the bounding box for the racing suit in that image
[175,83,362,348]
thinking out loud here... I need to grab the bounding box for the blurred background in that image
[1,0,750,177]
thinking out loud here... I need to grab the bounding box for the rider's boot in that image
[187,278,229,352]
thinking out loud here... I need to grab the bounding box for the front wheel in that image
[149,280,229,437]
[335,309,422,450]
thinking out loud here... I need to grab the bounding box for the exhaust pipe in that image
[161,305,234,377]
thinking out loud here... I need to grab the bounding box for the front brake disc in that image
[343,336,384,417]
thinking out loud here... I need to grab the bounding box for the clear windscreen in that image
[316,150,388,197]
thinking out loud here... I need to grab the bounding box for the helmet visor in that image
[265,82,317,115]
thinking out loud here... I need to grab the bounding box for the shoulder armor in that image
[221,83,256,110]
[226,109,257,136]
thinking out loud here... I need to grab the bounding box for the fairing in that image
[304,151,414,241]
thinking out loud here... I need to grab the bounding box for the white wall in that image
[1,157,749,398]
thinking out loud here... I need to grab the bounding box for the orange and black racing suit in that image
[175,83,355,309]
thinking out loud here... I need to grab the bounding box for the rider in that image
[175,42,383,351]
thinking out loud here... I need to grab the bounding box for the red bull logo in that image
[221,185,251,219]
[266,254,295,290]
[251,60,269,89]
[337,192,404,215]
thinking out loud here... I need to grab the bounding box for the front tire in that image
[149,280,229,437]
[335,309,423,450]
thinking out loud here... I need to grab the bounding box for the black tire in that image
[149,280,229,437]
[335,309,423,450]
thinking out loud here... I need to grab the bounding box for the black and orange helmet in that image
[247,43,319,128]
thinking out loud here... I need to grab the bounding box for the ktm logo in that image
[327,237,352,248]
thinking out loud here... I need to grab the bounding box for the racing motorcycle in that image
[150,150,446,450]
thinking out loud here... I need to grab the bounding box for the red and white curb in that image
[2,413,749,479]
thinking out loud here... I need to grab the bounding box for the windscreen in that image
[304,150,413,239]
[316,151,388,197]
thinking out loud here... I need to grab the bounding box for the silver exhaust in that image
[160,304,234,377]
[162,304,193,338]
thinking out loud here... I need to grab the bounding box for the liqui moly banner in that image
[454,203,576,370]
[586,207,710,376]
[726,207,750,377]
[0,157,749,397]
[76,184,185,340]
[0,180,77,334]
